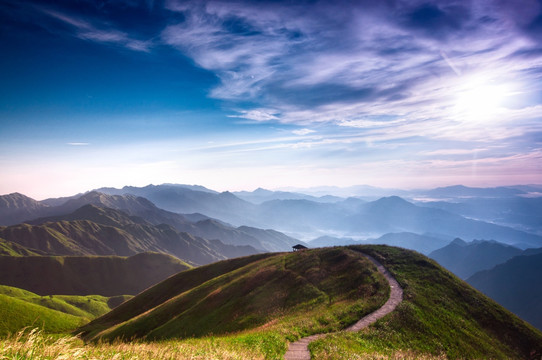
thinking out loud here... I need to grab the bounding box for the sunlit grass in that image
[0,328,267,360]
[0,291,386,360]
[309,245,542,360]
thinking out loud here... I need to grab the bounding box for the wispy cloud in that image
[227,109,280,122]
[67,142,90,146]
[42,9,153,52]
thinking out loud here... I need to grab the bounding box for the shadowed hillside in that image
[0,252,191,296]
[429,238,523,278]
[468,252,542,331]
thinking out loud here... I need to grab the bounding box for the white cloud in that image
[227,109,280,122]
[292,128,316,136]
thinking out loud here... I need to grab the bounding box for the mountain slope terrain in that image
[0,252,190,296]
[429,238,524,278]
[78,248,390,342]
[310,245,542,359]
[1,190,301,253]
[0,204,258,264]
[77,246,542,359]
[0,285,131,337]
[468,252,542,331]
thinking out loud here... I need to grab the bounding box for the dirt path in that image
[283,253,403,360]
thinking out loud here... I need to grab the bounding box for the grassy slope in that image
[310,245,542,359]
[0,252,191,296]
[0,285,133,337]
[79,248,389,346]
[0,237,42,256]
[0,295,86,337]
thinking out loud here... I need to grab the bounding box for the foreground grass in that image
[0,329,267,360]
[310,245,542,360]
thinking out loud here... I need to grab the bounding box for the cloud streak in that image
[42,8,153,52]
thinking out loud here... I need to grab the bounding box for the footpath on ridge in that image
[284,253,404,360]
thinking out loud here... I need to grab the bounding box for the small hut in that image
[292,244,308,252]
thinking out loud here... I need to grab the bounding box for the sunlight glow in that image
[454,77,512,123]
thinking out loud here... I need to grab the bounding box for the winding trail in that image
[283,253,403,360]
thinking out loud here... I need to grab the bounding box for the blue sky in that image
[1,0,542,199]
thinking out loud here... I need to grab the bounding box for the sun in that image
[454,77,511,123]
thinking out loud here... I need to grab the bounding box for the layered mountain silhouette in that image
[233,187,342,204]
[468,252,542,330]
[0,193,51,226]
[0,204,257,265]
[3,185,542,253]
[308,232,449,254]
[420,196,542,235]
[429,239,524,279]
[0,190,302,253]
[97,184,257,226]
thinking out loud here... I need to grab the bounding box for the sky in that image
[1,0,541,199]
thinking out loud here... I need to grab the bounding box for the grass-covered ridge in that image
[79,248,389,345]
[310,245,542,359]
[0,285,133,337]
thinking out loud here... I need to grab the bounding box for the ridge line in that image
[283,252,403,360]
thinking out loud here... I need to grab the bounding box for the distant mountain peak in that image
[0,193,45,208]
[371,196,413,208]
[451,238,467,246]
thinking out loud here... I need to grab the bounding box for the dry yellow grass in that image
[0,328,266,360]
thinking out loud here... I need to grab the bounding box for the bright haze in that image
[1,0,541,199]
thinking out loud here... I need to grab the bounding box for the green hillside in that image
[0,237,43,256]
[79,246,542,359]
[0,252,191,296]
[310,245,542,359]
[78,248,390,343]
[0,295,86,336]
[1,246,541,359]
[0,285,133,337]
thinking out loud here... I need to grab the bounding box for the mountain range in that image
[0,204,257,265]
[429,238,525,279]
[84,185,542,248]
[308,232,450,254]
